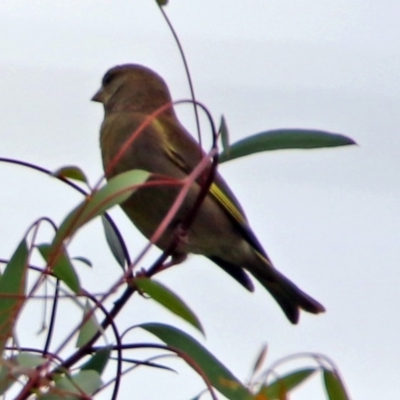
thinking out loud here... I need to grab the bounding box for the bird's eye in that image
[102,71,115,86]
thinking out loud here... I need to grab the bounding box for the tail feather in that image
[208,256,255,292]
[254,267,325,324]
[210,253,325,323]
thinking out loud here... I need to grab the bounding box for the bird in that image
[92,63,325,323]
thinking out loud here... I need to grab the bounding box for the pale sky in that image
[0,1,399,399]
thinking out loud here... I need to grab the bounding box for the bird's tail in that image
[252,254,325,324]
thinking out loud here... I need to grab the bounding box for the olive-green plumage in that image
[92,64,325,323]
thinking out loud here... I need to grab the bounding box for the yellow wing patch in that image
[210,183,269,259]
[150,118,188,171]
[255,249,274,269]
[209,183,247,226]
[165,143,187,171]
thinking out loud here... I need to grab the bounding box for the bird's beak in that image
[91,88,104,103]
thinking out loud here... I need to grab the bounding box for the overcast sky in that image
[0,1,399,399]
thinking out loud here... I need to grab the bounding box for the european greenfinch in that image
[92,64,325,323]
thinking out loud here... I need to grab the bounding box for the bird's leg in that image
[131,252,187,298]
[158,252,187,272]
[156,222,189,272]
[161,222,191,268]
[142,222,189,278]
[173,221,189,247]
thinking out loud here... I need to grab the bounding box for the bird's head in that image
[92,64,174,115]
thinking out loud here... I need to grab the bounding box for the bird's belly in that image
[120,183,242,257]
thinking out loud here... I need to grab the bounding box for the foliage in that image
[0,2,354,399]
[0,125,353,399]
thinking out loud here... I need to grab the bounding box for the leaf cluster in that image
[0,127,353,399]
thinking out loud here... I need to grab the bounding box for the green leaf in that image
[76,300,101,348]
[323,369,350,400]
[218,115,230,155]
[219,129,356,163]
[156,0,168,5]
[41,370,102,399]
[141,323,252,400]
[72,256,93,268]
[189,391,207,400]
[53,165,88,184]
[62,370,102,396]
[259,368,316,399]
[116,357,175,372]
[135,278,204,334]
[0,239,28,352]
[0,358,17,394]
[101,215,126,269]
[0,353,47,395]
[81,347,111,375]
[251,344,268,377]
[37,244,80,293]
[16,353,46,368]
[54,169,150,246]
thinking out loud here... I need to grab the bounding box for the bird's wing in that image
[208,182,270,260]
[158,116,270,260]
